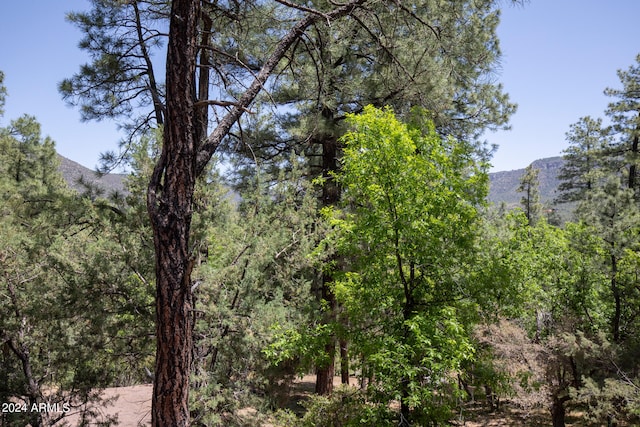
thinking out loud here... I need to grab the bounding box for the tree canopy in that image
[6,2,640,427]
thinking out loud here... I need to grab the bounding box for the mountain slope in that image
[488,156,564,208]
[57,154,127,196]
[57,153,565,210]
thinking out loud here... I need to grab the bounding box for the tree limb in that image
[195,0,368,176]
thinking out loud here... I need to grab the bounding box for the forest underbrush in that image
[58,377,613,427]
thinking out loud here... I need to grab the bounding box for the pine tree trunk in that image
[144,0,368,420]
[610,254,621,342]
[315,342,335,394]
[148,0,199,425]
[151,241,194,426]
[316,132,340,395]
[627,128,638,190]
[340,338,350,385]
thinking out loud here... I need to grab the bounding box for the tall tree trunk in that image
[147,0,200,425]
[627,122,639,191]
[316,133,340,395]
[340,338,350,385]
[316,269,337,395]
[398,260,415,426]
[610,253,621,342]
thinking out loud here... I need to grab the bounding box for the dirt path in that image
[63,384,152,426]
[59,375,327,426]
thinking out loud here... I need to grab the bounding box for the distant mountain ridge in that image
[488,156,564,208]
[57,154,127,196]
[57,153,565,209]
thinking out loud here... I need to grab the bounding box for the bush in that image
[273,386,395,427]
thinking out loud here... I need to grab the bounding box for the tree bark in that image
[316,133,340,395]
[610,253,621,342]
[627,120,639,190]
[340,338,350,385]
[148,0,200,425]
[6,281,43,426]
[551,395,570,427]
[316,267,337,395]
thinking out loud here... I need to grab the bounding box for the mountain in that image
[57,152,567,212]
[488,156,566,208]
[57,154,127,196]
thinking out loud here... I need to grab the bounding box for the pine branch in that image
[195,0,368,176]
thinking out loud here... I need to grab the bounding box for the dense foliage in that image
[3,2,640,427]
[326,106,487,425]
[0,80,155,425]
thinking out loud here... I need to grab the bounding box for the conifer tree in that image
[0,70,6,116]
[226,0,517,393]
[517,164,541,226]
[557,116,610,204]
[1,72,158,425]
[578,176,639,343]
[59,0,169,162]
[605,54,640,193]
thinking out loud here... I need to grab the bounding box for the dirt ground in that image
[63,384,152,426]
[59,377,590,426]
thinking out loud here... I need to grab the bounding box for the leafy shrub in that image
[273,387,395,427]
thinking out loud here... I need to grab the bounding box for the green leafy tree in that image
[228,0,517,394]
[542,54,640,426]
[323,106,486,425]
[478,211,613,427]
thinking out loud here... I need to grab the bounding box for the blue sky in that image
[490,0,640,171]
[0,0,124,171]
[1,1,639,172]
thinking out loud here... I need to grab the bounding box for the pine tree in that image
[579,176,639,343]
[59,0,168,162]
[517,164,541,226]
[0,106,152,426]
[226,0,517,393]
[605,54,640,193]
[0,70,6,117]
[557,116,610,204]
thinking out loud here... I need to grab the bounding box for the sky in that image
[1,1,640,172]
[490,0,640,171]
